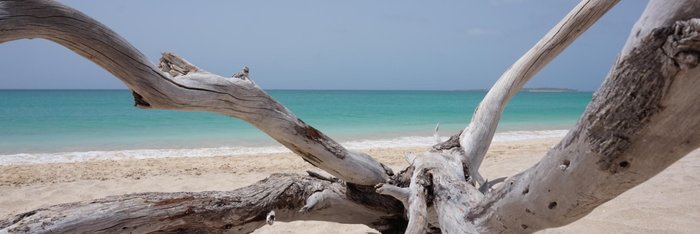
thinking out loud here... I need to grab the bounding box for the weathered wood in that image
[3,0,700,233]
[0,174,402,233]
[457,0,620,186]
[0,0,389,186]
[470,2,700,232]
[403,157,432,234]
[411,152,482,233]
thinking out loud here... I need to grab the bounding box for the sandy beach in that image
[1,138,698,233]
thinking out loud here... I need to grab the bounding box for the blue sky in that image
[0,0,647,91]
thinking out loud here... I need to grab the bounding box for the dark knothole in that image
[548,201,558,209]
[522,187,529,195]
[619,161,630,169]
[560,159,571,170]
[521,224,529,229]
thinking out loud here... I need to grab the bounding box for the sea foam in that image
[0,130,568,165]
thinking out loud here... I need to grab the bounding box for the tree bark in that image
[470,6,700,233]
[2,0,700,233]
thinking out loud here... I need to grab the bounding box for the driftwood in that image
[2,0,700,233]
[0,173,402,233]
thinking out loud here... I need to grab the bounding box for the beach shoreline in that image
[0,129,569,165]
[1,138,698,233]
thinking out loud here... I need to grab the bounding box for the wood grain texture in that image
[471,2,700,232]
[0,173,403,233]
[457,0,620,186]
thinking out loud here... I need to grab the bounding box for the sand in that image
[1,138,698,233]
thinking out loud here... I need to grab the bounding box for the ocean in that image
[0,90,591,165]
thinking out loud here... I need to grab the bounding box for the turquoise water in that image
[0,90,591,154]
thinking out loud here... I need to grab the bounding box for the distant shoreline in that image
[0,88,587,92]
[522,87,579,93]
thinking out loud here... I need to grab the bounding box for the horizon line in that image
[0,88,593,92]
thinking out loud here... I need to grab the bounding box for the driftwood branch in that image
[411,152,483,233]
[0,174,403,233]
[470,2,700,233]
[0,0,389,186]
[457,0,620,185]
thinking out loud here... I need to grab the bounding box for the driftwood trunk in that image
[2,0,700,233]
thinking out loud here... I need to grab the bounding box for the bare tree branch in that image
[0,173,407,233]
[458,0,620,186]
[470,3,700,232]
[0,0,389,185]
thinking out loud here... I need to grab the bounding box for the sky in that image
[0,0,647,91]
